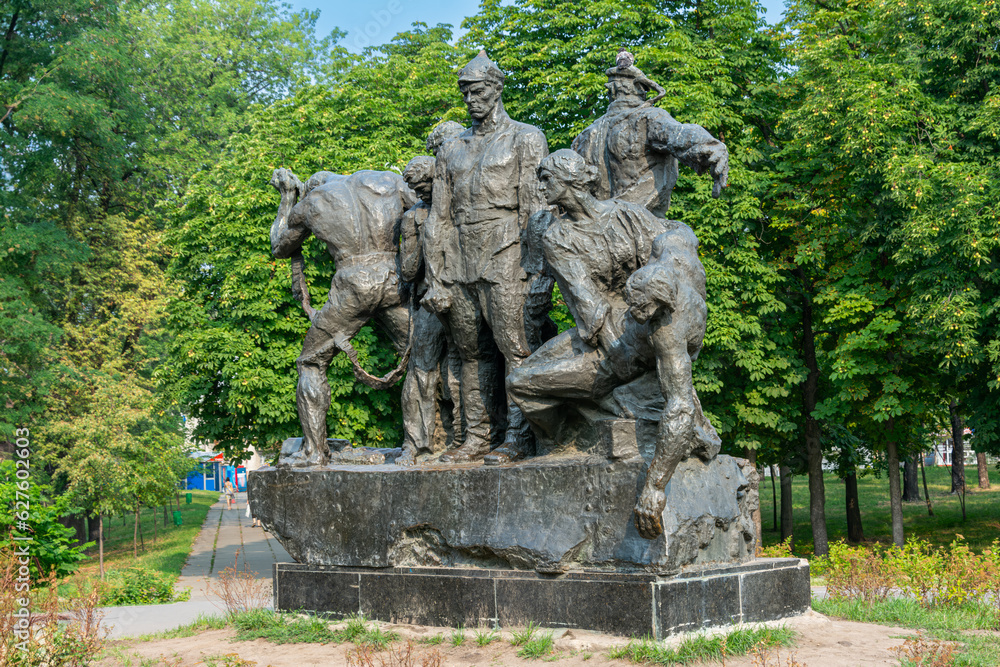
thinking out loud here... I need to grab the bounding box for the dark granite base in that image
[273,558,810,638]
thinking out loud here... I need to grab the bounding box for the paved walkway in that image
[101,492,292,638]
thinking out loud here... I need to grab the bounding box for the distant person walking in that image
[224,478,236,510]
[245,489,261,527]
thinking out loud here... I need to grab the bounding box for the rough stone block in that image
[249,455,756,573]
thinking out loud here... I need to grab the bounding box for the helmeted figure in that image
[269,168,417,467]
[397,122,466,463]
[572,51,729,216]
[422,51,551,465]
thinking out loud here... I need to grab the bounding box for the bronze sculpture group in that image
[269,49,730,539]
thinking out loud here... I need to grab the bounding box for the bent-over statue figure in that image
[270,167,417,467]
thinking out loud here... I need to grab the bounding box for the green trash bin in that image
[172,510,183,526]
[185,493,192,504]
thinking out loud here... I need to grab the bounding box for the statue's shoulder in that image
[348,170,409,195]
[508,120,548,152]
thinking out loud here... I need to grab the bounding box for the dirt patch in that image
[97,611,917,666]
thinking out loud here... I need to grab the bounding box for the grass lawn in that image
[64,489,218,589]
[758,464,1000,555]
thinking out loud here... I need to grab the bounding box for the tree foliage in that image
[160,25,467,460]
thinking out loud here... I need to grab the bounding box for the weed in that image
[517,630,555,659]
[203,653,258,667]
[609,625,796,665]
[0,546,106,666]
[347,640,443,667]
[450,624,465,647]
[509,621,539,646]
[337,614,398,647]
[102,564,179,605]
[208,551,271,616]
[891,632,958,667]
[474,626,499,646]
[231,609,339,644]
[419,633,444,645]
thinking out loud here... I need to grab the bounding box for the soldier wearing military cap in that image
[422,51,551,465]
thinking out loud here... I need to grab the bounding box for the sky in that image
[289,0,790,53]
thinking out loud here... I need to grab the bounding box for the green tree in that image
[160,25,467,461]
[771,0,1000,550]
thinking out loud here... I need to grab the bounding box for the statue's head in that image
[426,121,465,156]
[458,51,505,121]
[537,149,599,206]
[403,156,435,203]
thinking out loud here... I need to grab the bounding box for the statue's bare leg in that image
[634,323,697,539]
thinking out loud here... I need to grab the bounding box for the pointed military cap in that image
[458,50,506,85]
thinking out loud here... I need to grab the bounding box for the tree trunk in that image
[59,514,87,547]
[977,452,991,489]
[799,290,829,556]
[769,464,778,531]
[99,514,105,580]
[949,400,965,494]
[845,467,865,543]
[88,515,100,544]
[152,505,157,544]
[886,425,905,548]
[746,447,762,544]
[919,454,934,517]
[902,456,920,501]
[779,465,794,550]
[164,505,169,525]
[133,504,139,557]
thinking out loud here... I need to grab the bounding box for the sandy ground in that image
[96,609,928,666]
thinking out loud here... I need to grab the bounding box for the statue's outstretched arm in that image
[647,111,729,198]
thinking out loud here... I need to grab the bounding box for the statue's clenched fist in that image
[270,168,305,198]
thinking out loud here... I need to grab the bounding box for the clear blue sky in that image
[291,0,789,53]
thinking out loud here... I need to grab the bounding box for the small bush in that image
[209,552,271,616]
[347,640,442,667]
[0,547,106,665]
[891,632,958,667]
[820,537,1000,617]
[102,564,178,605]
[760,537,795,559]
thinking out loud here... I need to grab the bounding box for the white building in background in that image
[925,427,983,467]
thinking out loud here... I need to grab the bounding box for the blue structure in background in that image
[183,453,247,492]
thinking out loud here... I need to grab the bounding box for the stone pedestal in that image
[271,558,811,638]
[248,454,756,574]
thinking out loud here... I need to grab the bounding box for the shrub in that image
[0,547,106,665]
[102,564,178,606]
[821,537,1000,617]
[0,461,93,580]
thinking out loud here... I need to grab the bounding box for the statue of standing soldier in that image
[422,51,551,465]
